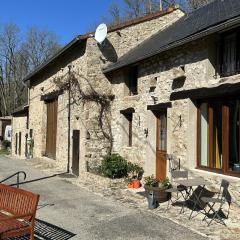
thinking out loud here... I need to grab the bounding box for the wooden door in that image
[72,130,80,176]
[46,99,58,159]
[18,132,21,155]
[156,111,167,180]
[25,133,28,158]
[15,133,18,154]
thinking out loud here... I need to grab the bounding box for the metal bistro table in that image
[175,178,210,219]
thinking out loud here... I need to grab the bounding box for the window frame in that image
[219,28,240,77]
[197,97,240,177]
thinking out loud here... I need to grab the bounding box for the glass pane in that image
[212,102,222,169]
[200,103,208,166]
[229,100,240,172]
[159,114,167,151]
[222,34,237,76]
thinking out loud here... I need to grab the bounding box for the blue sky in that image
[0,0,118,45]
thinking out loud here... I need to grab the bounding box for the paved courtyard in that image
[0,155,208,240]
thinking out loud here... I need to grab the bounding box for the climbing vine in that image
[53,67,114,153]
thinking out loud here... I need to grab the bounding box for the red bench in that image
[0,183,39,239]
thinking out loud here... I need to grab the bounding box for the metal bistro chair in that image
[165,170,189,212]
[201,179,231,226]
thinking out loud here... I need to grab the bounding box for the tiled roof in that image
[104,0,240,73]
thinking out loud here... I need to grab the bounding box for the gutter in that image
[103,16,240,74]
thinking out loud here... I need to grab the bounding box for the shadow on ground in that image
[10,218,76,240]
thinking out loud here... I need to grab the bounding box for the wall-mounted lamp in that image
[86,130,90,140]
[40,87,44,92]
[179,115,183,127]
[151,96,158,104]
[116,30,121,36]
[75,115,80,120]
[144,128,148,138]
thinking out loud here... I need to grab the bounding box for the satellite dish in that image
[95,23,108,44]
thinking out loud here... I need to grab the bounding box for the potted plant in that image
[127,163,143,189]
[144,175,172,203]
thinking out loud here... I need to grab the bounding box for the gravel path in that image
[0,155,208,240]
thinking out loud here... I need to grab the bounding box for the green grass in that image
[0,148,10,155]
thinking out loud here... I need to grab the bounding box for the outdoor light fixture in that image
[86,130,90,140]
[144,128,148,138]
[151,96,158,104]
[179,115,183,127]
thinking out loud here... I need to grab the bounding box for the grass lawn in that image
[0,148,10,155]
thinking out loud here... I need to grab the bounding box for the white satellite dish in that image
[95,23,108,44]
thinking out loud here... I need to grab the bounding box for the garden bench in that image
[0,183,39,239]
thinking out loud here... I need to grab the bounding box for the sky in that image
[0,0,118,45]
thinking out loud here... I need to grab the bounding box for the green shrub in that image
[158,178,172,189]
[144,175,172,189]
[100,154,128,179]
[2,140,11,149]
[144,175,159,187]
[127,162,143,179]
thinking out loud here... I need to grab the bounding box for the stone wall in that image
[12,115,28,159]
[111,32,240,200]
[26,9,184,174]
[29,45,88,171]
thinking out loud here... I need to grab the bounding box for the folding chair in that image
[165,170,189,212]
[201,179,231,226]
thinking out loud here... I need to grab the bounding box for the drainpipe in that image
[67,65,72,173]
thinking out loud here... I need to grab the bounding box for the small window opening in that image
[126,67,138,96]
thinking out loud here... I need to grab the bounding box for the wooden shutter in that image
[46,99,58,159]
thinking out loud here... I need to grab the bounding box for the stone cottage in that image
[104,0,240,191]
[20,7,184,175]
[11,105,29,159]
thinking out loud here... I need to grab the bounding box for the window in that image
[220,29,240,77]
[126,67,138,96]
[26,112,29,129]
[198,98,240,177]
[157,112,167,151]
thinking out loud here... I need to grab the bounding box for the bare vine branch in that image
[53,70,114,153]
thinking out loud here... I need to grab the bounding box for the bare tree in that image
[123,0,144,18]
[109,2,122,25]
[0,24,60,116]
[144,0,162,14]
[22,27,60,70]
[0,23,21,115]
[107,0,214,25]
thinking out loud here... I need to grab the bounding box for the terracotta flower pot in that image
[128,182,134,188]
[132,179,141,188]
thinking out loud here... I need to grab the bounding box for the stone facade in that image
[12,114,28,158]
[24,8,184,174]
[110,31,240,202]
